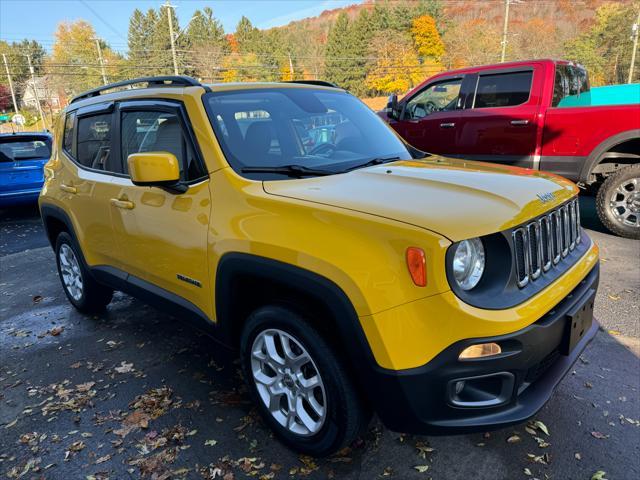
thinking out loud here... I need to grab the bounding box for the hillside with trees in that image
[0,0,638,128]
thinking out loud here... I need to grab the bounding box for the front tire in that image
[240,305,369,456]
[596,164,640,239]
[55,232,113,313]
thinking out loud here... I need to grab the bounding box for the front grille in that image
[513,198,581,288]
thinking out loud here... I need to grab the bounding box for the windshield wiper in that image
[341,156,401,172]
[241,164,335,178]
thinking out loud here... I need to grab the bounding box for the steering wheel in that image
[308,142,336,156]
[423,101,438,115]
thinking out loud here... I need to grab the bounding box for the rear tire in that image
[596,164,640,239]
[240,305,370,456]
[55,232,113,313]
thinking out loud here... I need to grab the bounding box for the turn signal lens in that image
[406,247,426,287]
[459,342,502,360]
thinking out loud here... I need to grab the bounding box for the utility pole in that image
[629,9,640,84]
[500,0,510,62]
[26,54,46,130]
[2,53,19,114]
[288,53,294,79]
[163,0,179,75]
[95,38,108,85]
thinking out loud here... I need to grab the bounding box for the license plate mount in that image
[561,288,595,356]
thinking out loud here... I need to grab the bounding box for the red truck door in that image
[391,77,464,155]
[455,67,542,168]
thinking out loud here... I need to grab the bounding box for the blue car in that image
[0,132,52,207]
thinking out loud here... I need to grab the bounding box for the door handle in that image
[110,198,135,210]
[60,184,77,194]
[440,122,456,128]
[510,119,529,126]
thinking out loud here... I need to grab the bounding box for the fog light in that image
[459,342,502,360]
[455,380,465,394]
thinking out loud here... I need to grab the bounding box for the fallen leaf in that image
[507,434,521,444]
[414,465,430,473]
[50,326,64,336]
[591,471,608,480]
[204,439,218,447]
[33,295,43,303]
[96,454,111,464]
[607,330,621,336]
[115,361,134,374]
[607,294,620,301]
[591,431,609,439]
[524,467,532,476]
[575,453,582,460]
[534,420,550,436]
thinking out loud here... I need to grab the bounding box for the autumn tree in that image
[365,31,427,94]
[0,84,12,112]
[411,15,444,63]
[442,19,501,69]
[49,21,123,95]
[565,2,639,84]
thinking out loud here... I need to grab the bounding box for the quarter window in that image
[120,110,203,181]
[76,113,113,171]
[404,79,462,120]
[63,112,75,156]
[473,71,533,108]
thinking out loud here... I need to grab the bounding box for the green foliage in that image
[0,39,47,94]
[565,3,639,85]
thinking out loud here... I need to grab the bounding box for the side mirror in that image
[128,152,182,190]
[386,94,401,120]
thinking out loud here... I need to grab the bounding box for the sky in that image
[0,0,361,52]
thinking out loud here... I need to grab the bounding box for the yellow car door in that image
[58,106,124,269]
[108,100,213,318]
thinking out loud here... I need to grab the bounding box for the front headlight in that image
[452,238,485,290]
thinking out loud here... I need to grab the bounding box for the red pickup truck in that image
[381,59,640,238]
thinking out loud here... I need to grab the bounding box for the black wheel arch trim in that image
[214,252,381,396]
[579,129,640,184]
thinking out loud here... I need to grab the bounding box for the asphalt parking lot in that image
[1,197,639,480]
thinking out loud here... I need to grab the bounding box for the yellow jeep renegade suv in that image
[39,76,600,456]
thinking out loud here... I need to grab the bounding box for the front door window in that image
[404,79,462,120]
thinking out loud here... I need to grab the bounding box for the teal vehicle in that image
[557,83,640,107]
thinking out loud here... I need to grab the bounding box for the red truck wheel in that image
[596,164,640,239]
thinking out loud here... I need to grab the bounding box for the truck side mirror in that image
[386,94,401,120]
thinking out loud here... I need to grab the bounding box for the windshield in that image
[0,137,52,162]
[204,88,413,179]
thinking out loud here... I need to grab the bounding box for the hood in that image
[263,157,578,241]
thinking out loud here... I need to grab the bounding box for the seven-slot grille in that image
[512,198,581,288]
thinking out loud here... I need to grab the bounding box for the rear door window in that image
[552,65,590,107]
[76,113,113,172]
[473,71,533,108]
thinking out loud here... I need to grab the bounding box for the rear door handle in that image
[510,119,529,126]
[60,184,77,194]
[440,122,456,128]
[110,198,135,210]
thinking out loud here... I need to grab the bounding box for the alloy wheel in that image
[250,328,327,436]
[59,244,83,301]
[609,177,640,228]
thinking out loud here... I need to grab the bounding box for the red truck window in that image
[473,71,533,109]
[552,65,590,107]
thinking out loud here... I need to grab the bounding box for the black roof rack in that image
[284,80,339,88]
[70,75,203,104]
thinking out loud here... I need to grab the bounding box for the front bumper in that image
[368,262,599,434]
